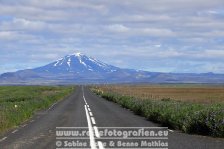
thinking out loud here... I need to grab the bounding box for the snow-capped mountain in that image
[0,52,224,84]
[0,52,150,84]
[34,53,119,74]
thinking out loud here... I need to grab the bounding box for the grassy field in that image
[92,84,224,137]
[99,84,224,104]
[0,86,74,134]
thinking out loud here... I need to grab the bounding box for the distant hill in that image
[0,52,224,84]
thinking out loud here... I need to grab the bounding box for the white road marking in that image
[12,129,18,133]
[22,124,27,127]
[47,101,59,111]
[82,87,88,105]
[98,141,105,149]
[83,96,87,105]
[0,137,7,142]
[84,105,97,149]
[89,112,93,116]
[91,117,96,125]
[93,126,100,138]
[83,86,104,149]
[168,129,174,132]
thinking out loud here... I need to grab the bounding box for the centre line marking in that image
[98,141,104,149]
[83,97,87,105]
[82,87,88,104]
[91,117,96,125]
[88,107,91,112]
[93,126,100,138]
[84,105,97,149]
[89,112,93,116]
[83,86,105,149]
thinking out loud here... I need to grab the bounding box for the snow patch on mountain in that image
[89,58,106,68]
[54,61,60,67]
[54,58,63,67]
[73,53,88,67]
[72,52,82,57]
[67,58,71,67]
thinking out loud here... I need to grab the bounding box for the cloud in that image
[0,31,36,41]
[0,0,224,73]
[0,18,47,32]
[107,24,130,33]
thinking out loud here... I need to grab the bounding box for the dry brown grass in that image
[99,84,224,104]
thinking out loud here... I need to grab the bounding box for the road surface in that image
[0,86,223,149]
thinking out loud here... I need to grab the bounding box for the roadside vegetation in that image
[91,85,224,137]
[0,86,74,134]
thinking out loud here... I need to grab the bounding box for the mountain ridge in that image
[0,52,224,84]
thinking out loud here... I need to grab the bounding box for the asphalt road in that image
[0,86,223,149]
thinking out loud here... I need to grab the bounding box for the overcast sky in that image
[0,0,224,74]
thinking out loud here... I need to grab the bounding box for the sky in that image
[0,0,224,74]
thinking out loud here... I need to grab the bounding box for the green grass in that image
[0,86,74,134]
[92,88,224,138]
